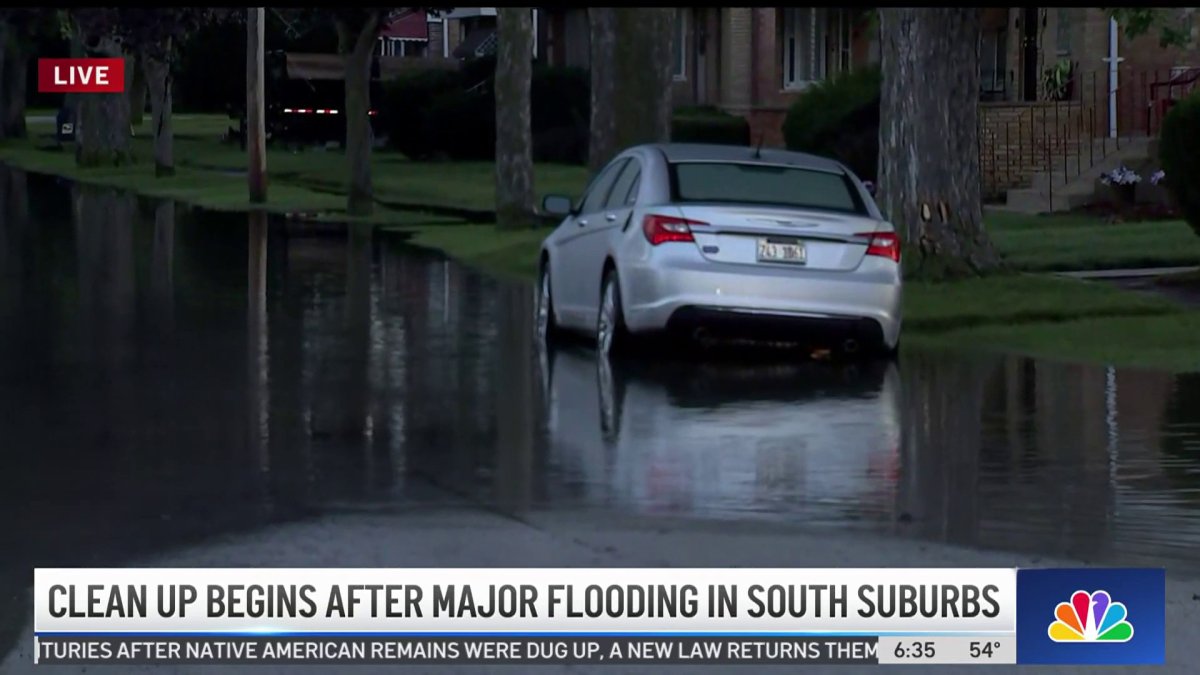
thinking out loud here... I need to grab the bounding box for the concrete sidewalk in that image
[2,507,1196,674]
[1054,266,1200,280]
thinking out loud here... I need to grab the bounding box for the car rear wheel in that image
[597,269,631,356]
[536,263,560,345]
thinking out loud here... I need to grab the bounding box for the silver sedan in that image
[536,143,902,357]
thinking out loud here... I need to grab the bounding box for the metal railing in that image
[978,66,1197,203]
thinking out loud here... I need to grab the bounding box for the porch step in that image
[1029,137,1156,192]
[1006,137,1157,213]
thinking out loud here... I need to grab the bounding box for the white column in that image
[1107,17,1121,138]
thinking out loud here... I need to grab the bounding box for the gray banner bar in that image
[35,636,879,666]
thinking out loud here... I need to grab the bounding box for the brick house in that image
[977,7,1200,199]
[474,7,1196,200]
[537,8,878,146]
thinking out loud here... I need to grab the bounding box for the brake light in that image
[368,110,378,116]
[643,214,707,246]
[858,231,901,263]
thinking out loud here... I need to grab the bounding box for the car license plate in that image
[757,239,806,264]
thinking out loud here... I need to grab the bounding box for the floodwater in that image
[2,165,1200,649]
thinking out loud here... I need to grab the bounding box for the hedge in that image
[782,67,881,180]
[383,68,756,162]
[1158,91,1200,235]
[672,106,751,146]
[382,60,590,163]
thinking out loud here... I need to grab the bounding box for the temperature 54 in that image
[969,641,1002,659]
[877,637,1015,664]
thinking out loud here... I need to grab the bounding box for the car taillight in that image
[643,214,707,246]
[858,231,901,263]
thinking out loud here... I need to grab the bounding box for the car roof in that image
[636,143,848,174]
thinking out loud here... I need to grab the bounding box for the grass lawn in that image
[8,112,1200,371]
[393,223,556,281]
[910,313,1200,373]
[384,221,1200,372]
[987,211,1200,272]
[9,113,1200,271]
[5,113,590,220]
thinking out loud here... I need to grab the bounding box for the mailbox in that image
[56,106,76,143]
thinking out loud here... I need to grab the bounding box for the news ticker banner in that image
[33,567,1164,666]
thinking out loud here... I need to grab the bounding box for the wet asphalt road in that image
[2,166,1200,671]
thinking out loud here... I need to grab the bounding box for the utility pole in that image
[247,7,268,203]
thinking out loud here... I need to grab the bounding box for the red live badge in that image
[38,58,125,94]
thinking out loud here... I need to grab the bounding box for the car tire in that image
[597,268,632,357]
[536,262,561,345]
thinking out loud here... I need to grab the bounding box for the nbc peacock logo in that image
[1047,590,1134,643]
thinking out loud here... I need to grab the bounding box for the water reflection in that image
[540,347,903,522]
[1,165,1199,626]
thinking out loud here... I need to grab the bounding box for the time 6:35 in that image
[893,641,935,659]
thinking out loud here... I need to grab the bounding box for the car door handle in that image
[578,218,588,227]
[605,213,617,222]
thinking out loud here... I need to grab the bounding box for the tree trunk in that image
[338,14,380,217]
[149,199,175,328]
[494,283,536,514]
[1,32,28,139]
[587,8,617,173]
[613,8,675,149]
[144,46,174,177]
[877,8,1000,279]
[246,8,267,203]
[587,8,676,173]
[0,22,8,141]
[64,23,85,122]
[128,52,147,126]
[495,8,535,229]
[76,36,131,167]
[897,352,993,545]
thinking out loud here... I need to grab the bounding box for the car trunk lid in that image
[675,204,883,272]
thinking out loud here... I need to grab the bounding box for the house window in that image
[980,29,1007,94]
[781,8,852,89]
[832,9,852,76]
[1055,8,1071,55]
[674,9,687,80]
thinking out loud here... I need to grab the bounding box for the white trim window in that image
[832,9,852,75]
[1055,8,1071,56]
[979,29,1007,94]
[781,8,853,90]
[674,9,687,81]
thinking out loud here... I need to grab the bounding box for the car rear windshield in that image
[669,161,868,215]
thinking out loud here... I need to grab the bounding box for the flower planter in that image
[1113,183,1137,208]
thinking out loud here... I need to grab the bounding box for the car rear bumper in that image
[665,306,888,349]
[620,256,902,349]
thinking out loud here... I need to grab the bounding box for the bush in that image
[531,66,590,164]
[381,62,590,164]
[427,88,495,160]
[672,107,751,146]
[1159,91,1200,235]
[782,67,881,180]
[381,69,466,159]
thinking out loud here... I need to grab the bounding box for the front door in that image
[1021,7,1041,101]
[695,9,707,104]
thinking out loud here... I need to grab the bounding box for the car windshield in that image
[669,161,868,215]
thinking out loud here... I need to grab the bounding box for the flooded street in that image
[2,166,1200,665]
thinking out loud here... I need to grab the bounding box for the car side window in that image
[578,158,629,215]
[604,160,641,211]
[623,171,642,206]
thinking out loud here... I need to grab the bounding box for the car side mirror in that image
[863,180,877,197]
[541,194,574,217]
